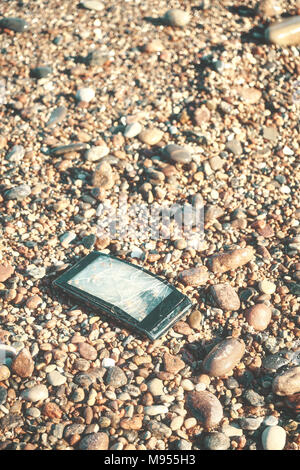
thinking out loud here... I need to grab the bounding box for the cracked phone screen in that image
[67,256,173,322]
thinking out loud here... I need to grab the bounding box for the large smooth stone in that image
[272,366,300,396]
[208,246,254,274]
[203,337,245,377]
[186,391,223,428]
[261,426,286,450]
[245,303,272,331]
[266,16,300,46]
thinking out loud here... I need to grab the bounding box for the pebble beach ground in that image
[0,0,299,451]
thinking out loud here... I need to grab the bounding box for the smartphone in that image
[53,251,192,340]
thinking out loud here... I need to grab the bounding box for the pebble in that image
[5,184,31,201]
[30,66,53,79]
[263,415,279,427]
[188,310,202,330]
[239,416,263,430]
[124,122,142,138]
[102,358,115,368]
[6,145,25,163]
[0,365,10,381]
[143,39,164,53]
[208,246,254,274]
[0,17,28,32]
[43,402,62,419]
[163,352,185,374]
[266,16,300,46]
[46,106,67,128]
[26,407,41,418]
[243,389,265,407]
[178,267,209,287]
[11,348,34,378]
[26,265,46,279]
[47,371,67,387]
[120,416,143,430]
[21,385,49,402]
[0,264,14,282]
[76,87,95,103]
[257,0,282,17]
[258,280,276,295]
[92,161,114,190]
[78,343,97,360]
[79,432,109,450]
[186,391,223,428]
[170,416,184,431]
[80,0,104,11]
[50,143,89,156]
[202,432,230,450]
[205,204,224,223]
[147,420,171,438]
[226,139,243,155]
[272,366,300,396]
[174,440,192,450]
[262,352,290,371]
[0,387,7,405]
[147,378,164,396]
[138,128,163,146]
[245,303,272,331]
[144,405,169,416]
[163,9,190,28]
[203,337,245,377]
[261,426,286,450]
[85,146,109,162]
[164,144,192,164]
[105,366,127,388]
[26,295,42,309]
[209,284,240,311]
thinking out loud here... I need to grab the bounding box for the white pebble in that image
[124,122,142,138]
[102,358,115,368]
[262,425,286,450]
[76,87,95,103]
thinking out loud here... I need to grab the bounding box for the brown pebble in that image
[11,348,34,378]
[173,321,193,336]
[186,391,223,428]
[178,266,209,287]
[78,343,97,360]
[43,402,62,419]
[0,263,14,282]
[208,246,255,274]
[163,352,185,374]
[202,337,245,377]
[0,365,10,381]
[79,432,109,450]
[272,367,300,396]
[26,295,42,309]
[188,310,202,330]
[245,303,272,331]
[120,416,143,430]
[209,284,241,311]
[138,128,163,146]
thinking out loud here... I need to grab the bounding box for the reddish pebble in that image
[203,337,245,377]
[26,295,42,309]
[12,348,34,378]
[209,246,254,274]
[43,402,62,419]
[0,264,14,282]
[78,343,97,360]
[245,303,272,331]
[163,352,185,374]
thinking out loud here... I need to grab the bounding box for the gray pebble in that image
[0,17,28,32]
[239,416,263,430]
[164,144,192,164]
[203,432,230,450]
[104,366,127,388]
[5,184,31,201]
[243,389,265,406]
[30,66,53,79]
[6,145,25,163]
[225,139,243,155]
[46,106,67,128]
[50,143,89,156]
[0,387,7,405]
